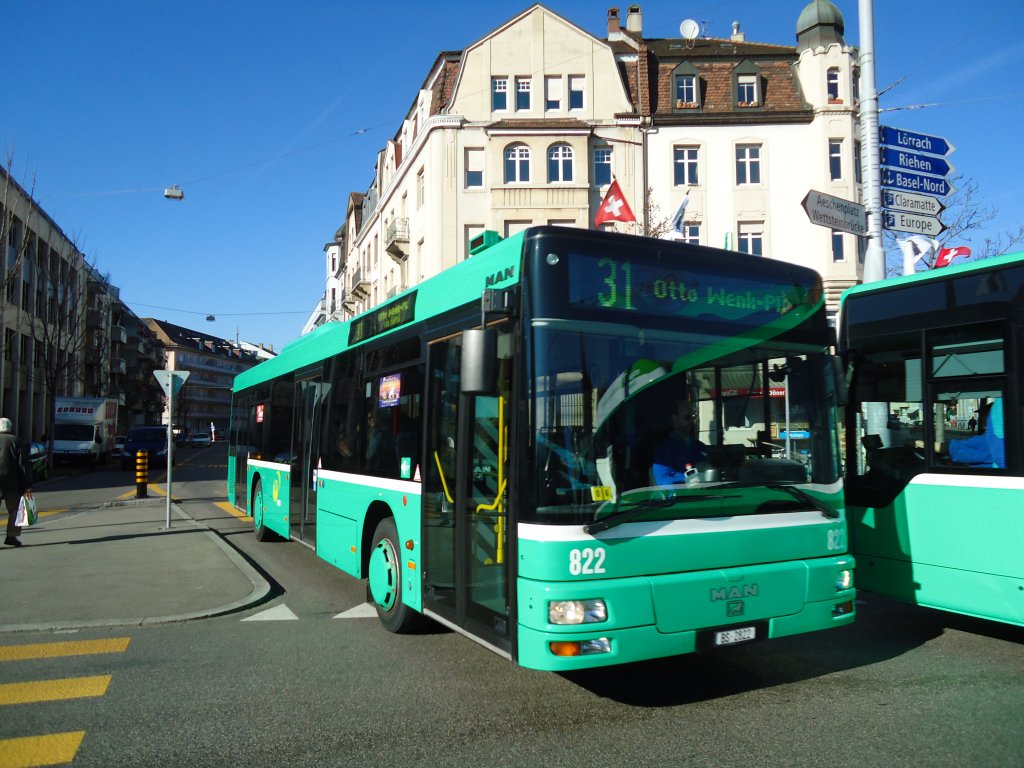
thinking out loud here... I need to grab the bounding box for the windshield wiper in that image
[584,494,735,535]
[765,483,839,519]
[712,482,838,519]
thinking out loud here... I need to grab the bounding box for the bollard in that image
[135,449,149,499]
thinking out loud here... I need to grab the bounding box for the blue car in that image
[121,426,170,470]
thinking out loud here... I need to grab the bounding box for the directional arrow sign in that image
[881,168,954,198]
[801,190,867,236]
[883,210,945,237]
[879,125,954,157]
[880,146,954,178]
[154,369,190,398]
[882,189,945,217]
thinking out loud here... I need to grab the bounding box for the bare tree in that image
[883,175,1024,274]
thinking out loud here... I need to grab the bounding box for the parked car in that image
[115,435,126,453]
[29,441,48,481]
[174,432,192,448]
[191,432,212,447]
[121,426,170,470]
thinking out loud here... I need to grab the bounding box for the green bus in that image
[229,226,854,670]
[840,251,1023,627]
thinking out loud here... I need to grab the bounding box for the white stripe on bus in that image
[908,473,1024,490]
[519,510,833,542]
[316,469,421,496]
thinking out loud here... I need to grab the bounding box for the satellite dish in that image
[679,18,700,40]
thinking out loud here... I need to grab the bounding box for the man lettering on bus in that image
[652,400,709,485]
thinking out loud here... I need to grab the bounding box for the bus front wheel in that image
[368,517,420,633]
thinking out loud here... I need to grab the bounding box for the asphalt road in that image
[3,443,1021,767]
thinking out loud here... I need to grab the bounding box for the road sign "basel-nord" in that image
[800,190,867,236]
[881,168,954,198]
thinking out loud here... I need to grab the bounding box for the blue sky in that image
[5,1,1022,353]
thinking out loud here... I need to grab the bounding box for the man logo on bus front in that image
[727,601,745,617]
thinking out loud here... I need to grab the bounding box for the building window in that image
[829,140,843,180]
[673,146,699,186]
[735,144,761,185]
[547,144,573,183]
[504,144,530,183]
[738,222,763,256]
[675,74,697,107]
[852,68,861,101]
[568,76,585,109]
[680,222,700,244]
[465,148,484,188]
[737,74,758,105]
[545,76,561,111]
[515,77,531,111]
[492,77,508,111]
[504,220,531,238]
[832,230,845,261]
[416,169,425,208]
[465,225,484,260]
[827,68,841,101]
[593,147,612,187]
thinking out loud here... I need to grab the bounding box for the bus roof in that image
[839,250,1024,310]
[234,229,529,391]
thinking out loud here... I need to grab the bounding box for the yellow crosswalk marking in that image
[216,501,251,521]
[0,731,85,768]
[0,638,130,663]
[0,676,111,706]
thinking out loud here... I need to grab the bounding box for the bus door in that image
[289,374,322,546]
[423,330,511,650]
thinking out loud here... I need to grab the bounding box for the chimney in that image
[608,8,620,34]
[731,21,745,42]
[626,4,642,34]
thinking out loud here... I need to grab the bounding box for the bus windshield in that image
[528,319,842,525]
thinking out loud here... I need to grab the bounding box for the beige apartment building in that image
[313,1,862,330]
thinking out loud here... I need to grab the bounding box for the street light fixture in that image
[163,185,185,200]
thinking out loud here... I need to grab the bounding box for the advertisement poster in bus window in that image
[379,374,401,408]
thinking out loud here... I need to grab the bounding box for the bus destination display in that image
[568,253,817,323]
[349,291,417,345]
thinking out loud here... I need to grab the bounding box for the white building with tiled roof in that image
[320,1,863,327]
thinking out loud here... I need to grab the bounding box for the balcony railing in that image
[385,218,410,261]
[351,266,371,298]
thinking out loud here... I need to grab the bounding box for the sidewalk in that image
[0,499,270,633]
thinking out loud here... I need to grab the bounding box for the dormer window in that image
[671,62,701,111]
[733,61,762,108]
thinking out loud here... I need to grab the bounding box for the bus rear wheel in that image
[253,479,277,542]
[368,517,421,633]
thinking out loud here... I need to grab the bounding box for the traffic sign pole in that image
[858,0,885,284]
[153,370,190,529]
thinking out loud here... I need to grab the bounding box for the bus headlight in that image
[548,599,607,625]
[835,569,853,591]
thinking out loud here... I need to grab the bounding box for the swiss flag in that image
[594,179,636,227]
[935,246,971,268]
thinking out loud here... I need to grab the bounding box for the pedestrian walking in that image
[0,417,33,547]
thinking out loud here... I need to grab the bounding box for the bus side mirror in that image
[461,328,497,395]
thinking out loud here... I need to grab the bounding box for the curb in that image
[0,501,270,634]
